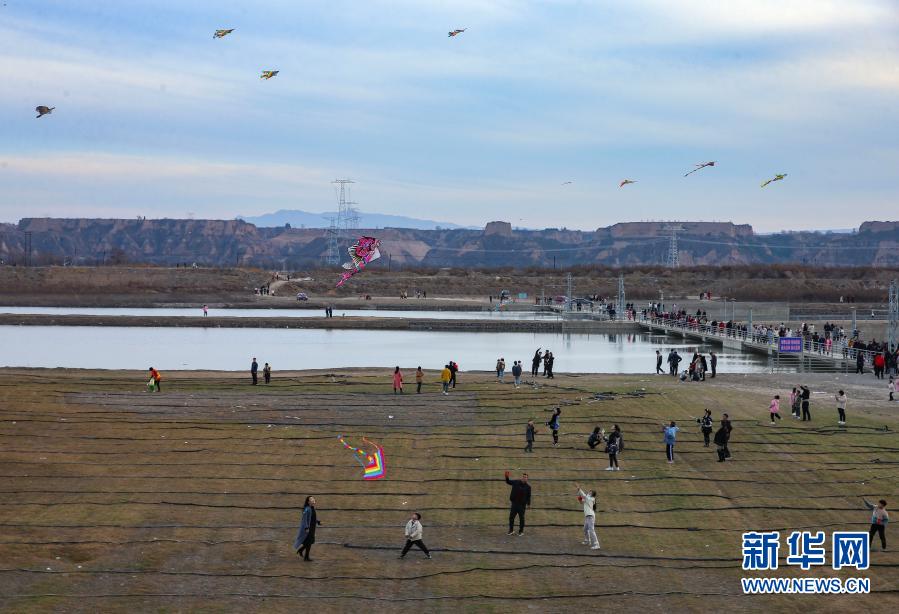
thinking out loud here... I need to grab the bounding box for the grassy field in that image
[0,369,896,612]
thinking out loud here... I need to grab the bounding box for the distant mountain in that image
[238,209,471,230]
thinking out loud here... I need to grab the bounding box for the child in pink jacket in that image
[769,395,782,424]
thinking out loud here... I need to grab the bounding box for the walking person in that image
[547,407,561,447]
[655,350,664,374]
[399,512,431,559]
[890,377,895,401]
[263,362,272,384]
[574,483,601,549]
[293,496,322,561]
[800,385,812,421]
[835,389,847,424]
[769,394,782,424]
[415,367,424,394]
[440,364,451,395]
[697,409,713,447]
[856,352,865,374]
[710,351,717,378]
[148,367,162,393]
[512,361,523,388]
[604,425,622,470]
[393,366,404,394]
[251,357,258,385]
[663,421,679,464]
[863,498,889,551]
[504,470,531,536]
[524,420,536,453]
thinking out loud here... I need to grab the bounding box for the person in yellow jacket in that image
[440,364,452,395]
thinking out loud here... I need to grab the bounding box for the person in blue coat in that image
[663,421,679,464]
[293,496,322,561]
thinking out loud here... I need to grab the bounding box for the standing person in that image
[604,425,622,470]
[835,389,847,424]
[721,413,733,460]
[524,420,537,453]
[512,361,523,388]
[148,367,162,393]
[697,409,713,447]
[790,387,801,419]
[532,349,542,377]
[863,498,889,551]
[856,352,865,374]
[545,352,555,378]
[710,351,717,378]
[699,353,708,381]
[655,350,664,375]
[202,304,208,317]
[890,377,895,401]
[504,471,531,536]
[769,395,782,424]
[448,361,458,388]
[263,362,272,384]
[574,483,600,549]
[663,421,679,464]
[542,351,550,377]
[547,407,561,447]
[415,367,424,394]
[667,349,676,376]
[251,358,258,385]
[393,366,404,394]
[293,496,321,561]
[399,512,431,559]
[440,364,451,395]
[714,421,729,462]
[800,385,812,421]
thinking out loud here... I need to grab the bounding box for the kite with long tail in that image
[336,235,381,287]
[338,435,386,480]
[684,161,715,177]
[761,173,787,188]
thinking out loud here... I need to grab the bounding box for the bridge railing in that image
[642,316,883,365]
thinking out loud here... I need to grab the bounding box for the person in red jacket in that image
[148,367,162,392]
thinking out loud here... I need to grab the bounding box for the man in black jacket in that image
[721,413,733,459]
[714,422,729,462]
[800,385,812,421]
[505,471,531,536]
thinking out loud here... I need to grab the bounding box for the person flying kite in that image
[684,161,716,177]
[336,235,381,287]
[35,106,54,118]
[448,28,466,37]
[619,179,636,188]
[761,173,787,188]
[338,435,386,480]
[260,70,279,80]
[213,29,234,39]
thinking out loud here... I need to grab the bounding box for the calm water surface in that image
[0,326,771,373]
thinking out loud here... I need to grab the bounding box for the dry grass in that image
[0,369,897,612]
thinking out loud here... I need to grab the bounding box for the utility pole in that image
[889,280,898,350]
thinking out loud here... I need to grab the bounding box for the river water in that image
[0,306,561,320]
[0,325,771,373]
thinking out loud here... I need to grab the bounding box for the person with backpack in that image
[547,407,561,447]
[769,394,782,424]
[524,420,537,453]
[512,361,523,388]
[697,409,713,447]
[574,483,600,550]
[663,421,679,463]
[604,425,622,470]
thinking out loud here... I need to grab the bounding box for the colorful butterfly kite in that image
[338,435,386,480]
[336,235,381,287]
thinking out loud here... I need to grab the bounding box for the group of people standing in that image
[250,357,272,385]
[531,348,555,378]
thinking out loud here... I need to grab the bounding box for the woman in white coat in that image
[574,483,600,549]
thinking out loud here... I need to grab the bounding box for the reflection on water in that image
[0,306,561,320]
[0,326,772,373]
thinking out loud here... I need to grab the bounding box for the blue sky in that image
[1,0,897,231]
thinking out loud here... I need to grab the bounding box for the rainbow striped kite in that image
[338,435,386,480]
